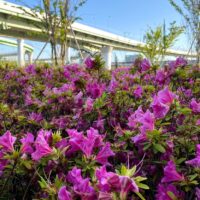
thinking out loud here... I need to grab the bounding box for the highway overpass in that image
[0,1,197,68]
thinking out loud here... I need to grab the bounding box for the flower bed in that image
[0,57,199,199]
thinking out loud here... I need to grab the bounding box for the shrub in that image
[0,57,199,199]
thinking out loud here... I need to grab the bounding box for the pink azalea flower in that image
[0,131,16,152]
[156,183,184,200]
[140,58,151,72]
[185,144,200,167]
[196,188,200,199]
[31,131,53,161]
[139,110,155,133]
[175,57,187,67]
[119,176,139,199]
[133,85,143,98]
[196,119,200,126]
[127,106,144,129]
[190,98,200,113]
[68,167,96,200]
[155,69,168,85]
[20,133,34,154]
[96,166,121,192]
[0,151,8,176]
[73,178,96,200]
[67,167,83,185]
[25,64,36,75]
[98,192,113,200]
[161,160,184,183]
[93,118,105,132]
[157,87,176,105]
[95,143,115,165]
[151,87,176,119]
[69,128,103,158]
[74,91,83,107]
[131,132,147,144]
[85,97,94,112]
[28,112,43,123]
[86,82,105,99]
[151,96,170,119]
[58,186,72,200]
[84,57,95,69]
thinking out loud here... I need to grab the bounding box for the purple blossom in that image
[0,151,8,176]
[190,98,200,113]
[68,167,96,200]
[156,87,176,105]
[93,118,105,132]
[161,160,184,183]
[25,64,36,75]
[96,166,121,192]
[127,106,144,129]
[84,57,95,69]
[68,128,103,158]
[95,142,115,165]
[73,178,96,200]
[155,69,169,85]
[58,186,72,200]
[86,82,105,99]
[151,96,170,119]
[175,57,187,67]
[139,109,155,133]
[151,87,176,119]
[185,144,200,167]
[20,133,34,154]
[98,192,113,200]
[196,119,200,126]
[67,167,83,185]
[74,91,83,107]
[28,112,43,123]
[0,131,16,152]
[119,176,139,199]
[196,188,200,200]
[140,58,151,71]
[133,85,143,98]
[85,97,94,112]
[31,131,53,161]
[156,183,184,200]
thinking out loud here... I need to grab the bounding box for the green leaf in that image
[167,191,178,200]
[153,143,166,153]
[188,174,198,181]
[137,183,149,190]
[135,192,146,200]
[176,157,186,164]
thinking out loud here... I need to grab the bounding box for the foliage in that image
[168,0,200,62]
[143,22,184,64]
[18,0,87,66]
[0,57,199,199]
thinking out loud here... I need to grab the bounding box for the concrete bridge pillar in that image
[27,52,33,64]
[66,47,71,63]
[101,46,113,70]
[17,39,25,67]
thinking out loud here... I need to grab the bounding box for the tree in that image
[142,22,184,64]
[18,0,86,66]
[168,0,200,63]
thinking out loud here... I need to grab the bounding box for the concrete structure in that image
[0,1,197,69]
[0,37,34,66]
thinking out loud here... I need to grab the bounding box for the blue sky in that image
[1,0,191,61]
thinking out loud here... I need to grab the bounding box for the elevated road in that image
[0,1,197,68]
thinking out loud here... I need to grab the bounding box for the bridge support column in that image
[66,47,71,63]
[27,52,33,64]
[101,46,113,70]
[17,39,25,67]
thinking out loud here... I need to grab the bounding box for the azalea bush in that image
[0,56,199,200]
